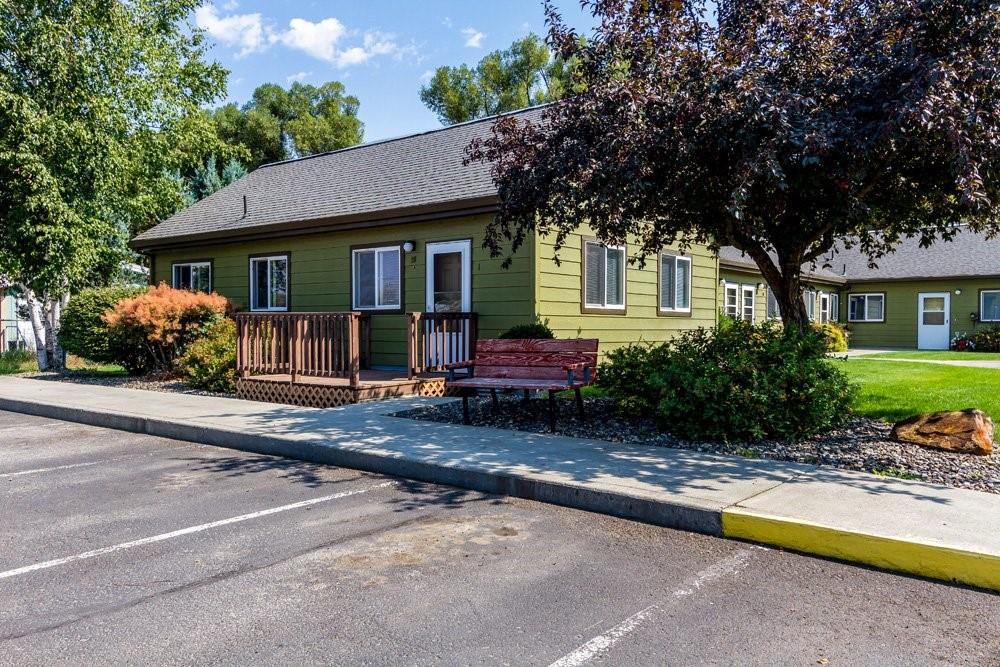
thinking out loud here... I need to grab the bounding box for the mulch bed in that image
[395,394,1000,495]
[25,371,235,398]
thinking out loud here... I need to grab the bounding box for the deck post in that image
[349,312,361,388]
[407,313,418,379]
[290,315,300,383]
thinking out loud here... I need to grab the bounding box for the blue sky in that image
[194,1,596,141]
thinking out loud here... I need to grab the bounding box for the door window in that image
[922,296,946,325]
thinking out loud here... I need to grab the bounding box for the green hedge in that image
[59,286,148,364]
[597,319,854,442]
[176,317,237,393]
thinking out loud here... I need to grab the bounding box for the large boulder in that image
[891,409,994,456]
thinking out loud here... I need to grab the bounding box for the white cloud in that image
[419,69,435,83]
[285,71,312,84]
[442,16,453,28]
[222,0,239,9]
[462,27,485,48]
[279,17,347,62]
[194,4,266,57]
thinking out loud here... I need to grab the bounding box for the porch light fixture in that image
[955,289,962,295]
[756,283,765,290]
[719,278,726,285]
[402,241,415,253]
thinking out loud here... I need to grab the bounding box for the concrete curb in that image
[3,393,997,592]
[0,395,722,536]
[722,509,1000,592]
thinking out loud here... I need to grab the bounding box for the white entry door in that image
[425,240,472,366]
[917,292,950,350]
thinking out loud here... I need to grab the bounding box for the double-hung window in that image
[249,255,289,311]
[724,283,740,318]
[352,246,401,311]
[741,284,756,321]
[172,261,211,292]
[803,289,816,321]
[830,293,840,322]
[981,290,1000,322]
[848,293,885,322]
[659,254,691,313]
[583,241,626,311]
[766,287,780,319]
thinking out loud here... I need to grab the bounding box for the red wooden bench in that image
[444,338,599,430]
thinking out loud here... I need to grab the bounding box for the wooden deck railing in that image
[236,312,370,387]
[407,312,478,378]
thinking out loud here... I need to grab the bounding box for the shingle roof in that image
[718,246,847,283]
[830,226,1000,281]
[131,107,548,249]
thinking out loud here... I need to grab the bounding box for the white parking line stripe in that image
[0,444,203,479]
[0,481,395,581]
[548,550,751,667]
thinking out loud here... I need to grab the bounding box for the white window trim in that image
[765,287,780,320]
[848,293,885,323]
[659,254,692,313]
[819,291,830,323]
[172,261,211,292]
[249,255,289,312]
[583,241,627,310]
[980,289,1000,322]
[352,246,402,311]
[741,284,756,322]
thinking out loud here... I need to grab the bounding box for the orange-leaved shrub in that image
[103,284,231,374]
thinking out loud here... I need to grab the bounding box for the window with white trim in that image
[249,255,288,311]
[830,293,840,322]
[659,254,691,313]
[352,246,401,310]
[724,283,739,318]
[848,293,884,322]
[172,262,211,292]
[981,290,1000,322]
[766,287,780,319]
[741,284,756,321]
[819,292,831,323]
[583,241,625,310]
[804,289,816,321]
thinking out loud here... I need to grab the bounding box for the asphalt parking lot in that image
[1,410,997,666]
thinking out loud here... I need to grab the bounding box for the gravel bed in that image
[23,371,235,398]
[395,395,1000,495]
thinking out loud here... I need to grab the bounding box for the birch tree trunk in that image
[20,287,67,371]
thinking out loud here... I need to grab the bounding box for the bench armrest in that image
[443,361,475,370]
[562,362,588,372]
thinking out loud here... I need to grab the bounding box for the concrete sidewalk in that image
[1,376,997,591]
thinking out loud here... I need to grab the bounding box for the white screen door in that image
[425,241,472,366]
[917,292,950,350]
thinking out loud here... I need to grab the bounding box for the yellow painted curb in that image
[722,509,1000,592]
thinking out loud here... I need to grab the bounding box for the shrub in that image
[0,348,36,375]
[815,322,849,352]
[498,318,555,339]
[103,284,230,374]
[59,286,148,364]
[177,317,237,393]
[597,320,854,442]
[969,326,1000,352]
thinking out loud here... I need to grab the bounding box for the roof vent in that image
[242,195,247,219]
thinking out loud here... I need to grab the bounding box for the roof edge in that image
[131,197,499,252]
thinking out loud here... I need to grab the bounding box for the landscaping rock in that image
[891,409,994,456]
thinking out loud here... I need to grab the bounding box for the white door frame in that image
[425,240,472,312]
[917,291,951,350]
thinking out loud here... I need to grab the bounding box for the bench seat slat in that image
[448,377,587,391]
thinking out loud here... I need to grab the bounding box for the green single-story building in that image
[131,108,719,371]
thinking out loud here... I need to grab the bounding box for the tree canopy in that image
[467,0,1000,328]
[421,33,576,125]
[213,81,363,169]
[0,0,228,367]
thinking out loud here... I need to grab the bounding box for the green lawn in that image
[836,358,1000,423]
[861,350,1000,361]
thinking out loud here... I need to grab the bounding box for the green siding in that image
[534,226,718,355]
[152,214,534,367]
[842,278,1000,348]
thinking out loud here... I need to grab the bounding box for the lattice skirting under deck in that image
[236,377,455,408]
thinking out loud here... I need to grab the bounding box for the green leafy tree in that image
[214,81,363,170]
[467,0,1000,331]
[421,33,576,125]
[0,0,227,369]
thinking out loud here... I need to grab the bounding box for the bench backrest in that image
[472,339,599,380]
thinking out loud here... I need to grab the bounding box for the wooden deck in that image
[236,369,455,408]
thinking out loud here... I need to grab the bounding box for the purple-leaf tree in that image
[466,0,1000,330]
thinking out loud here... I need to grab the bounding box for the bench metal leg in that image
[547,390,557,432]
[490,388,500,410]
[522,390,530,403]
[575,387,585,420]
[462,395,471,425]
